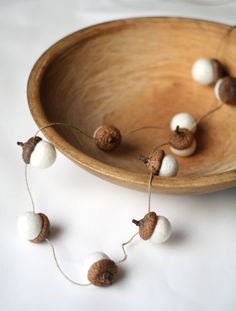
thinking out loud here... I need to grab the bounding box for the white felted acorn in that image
[169,126,196,157]
[140,149,178,177]
[132,212,172,244]
[17,211,50,243]
[170,112,197,133]
[17,136,56,168]
[84,252,117,287]
[191,58,224,85]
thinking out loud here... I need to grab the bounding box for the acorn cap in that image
[17,136,42,164]
[30,213,50,243]
[87,258,117,287]
[211,59,225,84]
[94,125,122,151]
[170,126,194,150]
[217,76,236,105]
[132,211,158,240]
[139,149,165,175]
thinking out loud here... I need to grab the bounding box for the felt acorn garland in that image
[17,49,236,288]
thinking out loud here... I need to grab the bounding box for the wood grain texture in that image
[27,17,236,194]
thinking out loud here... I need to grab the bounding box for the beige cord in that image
[34,122,93,140]
[126,125,164,135]
[46,239,91,286]
[147,172,154,213]
[117,232,139,263]
[191,102,224,130]
[24,164,36,213]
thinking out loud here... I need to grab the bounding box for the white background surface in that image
[1,1,236,310]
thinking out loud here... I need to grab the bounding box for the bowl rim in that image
[27,16,236,194]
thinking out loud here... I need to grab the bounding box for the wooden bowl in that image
[27,17,236,194]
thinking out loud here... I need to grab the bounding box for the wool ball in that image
[170,112,197,133]
[17,211,42,240]
[192,58,224,85]
[149,216,172,244]
[30,140,56,168]
[159,155,178,177]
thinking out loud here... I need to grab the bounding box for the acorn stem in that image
[139,155,148,164]
[17,141,24,147]
[175,125,181,134]
[132,219,140,226]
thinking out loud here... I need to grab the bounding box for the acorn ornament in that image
[132,212,172,244]
[169,126,196,157]
[17,211,50,243]
[84,252,117,287]
[93,125,122,151]
[17,136,56,168]
[191,58,224,85]
[214,76,236,105]
[140,149,178,177]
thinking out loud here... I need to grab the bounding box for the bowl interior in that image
[28,17,236,193]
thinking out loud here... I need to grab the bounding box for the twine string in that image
[34,122,93,140]
[126,125,165,135]
[24,164,36,213]
[117,232,139,263]
[147,172,154,213]
[46,238,91,286]
[191,101,224,130]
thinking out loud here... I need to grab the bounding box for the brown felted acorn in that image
[132,212,158,240]
[17,211,50,242]
[215,76,236,105]
[132,211,172,244]
[30,213,50,243]
[170,126,194,150]
[93,125,122,151]
[17,136,42,164]
[17,136,56,168]
[139,149,165,175]
[85,252,117,287]
[169,126,197,157]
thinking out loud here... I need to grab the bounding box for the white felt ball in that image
[214,78,223,101]
[84,252,109,274]
[17,211,42,240]
[159,155,178,177]
[170,138,197,157]
[149,216,172,244]
[192,58,215,85]
[30,140,56,169]
[170,112,197,133]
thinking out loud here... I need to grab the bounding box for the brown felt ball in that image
[215,76,236,105]
[93,125,121,151]
[132,212,158,240]
[139,149,165,175]
[170,126,194,150]
[30,213,50,243]
[87,259,117,287]
[17,136,42,164]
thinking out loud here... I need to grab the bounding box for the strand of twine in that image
[147,172,154,213]
[24,164,36,213]
[34,122,93,140]
[117,232,139,263]
[191,101,224,130]
[126,126,164,135]
[46,239,91,286]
